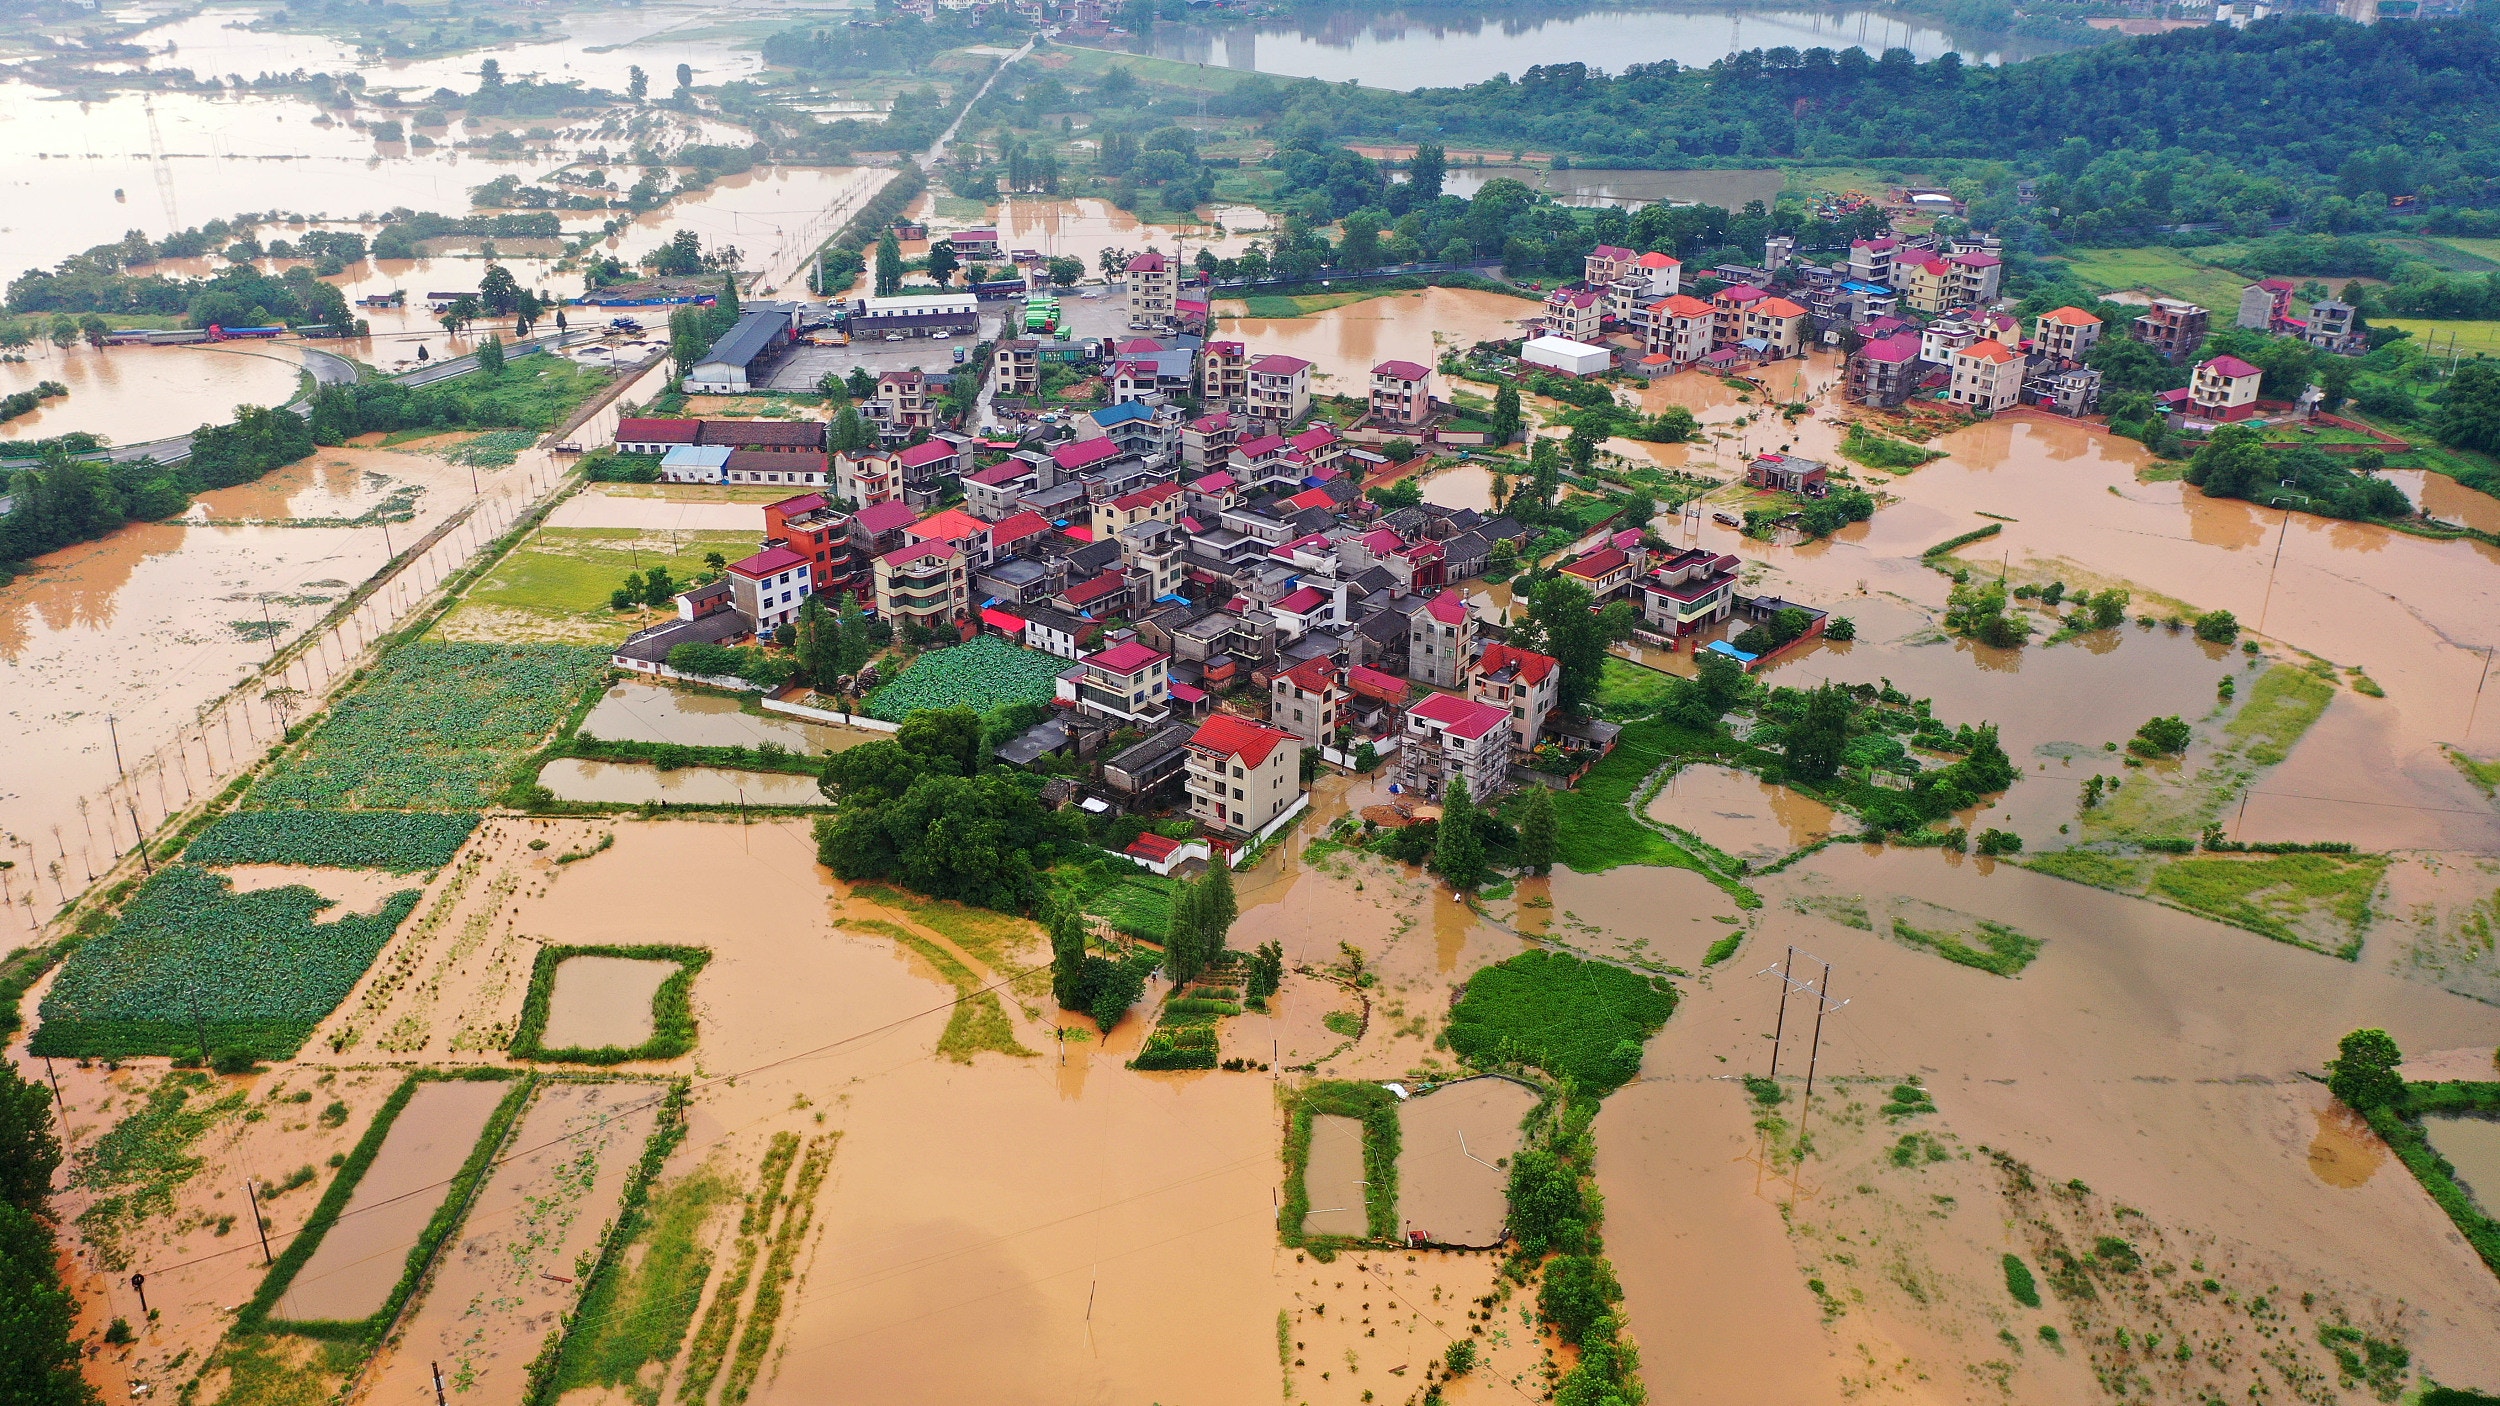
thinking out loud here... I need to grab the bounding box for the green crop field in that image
[2050,246,2250,315]
[253,643,608,809]
[184,811,479,871]
[1442,949,1677,1092]
[34,865,421,1059]
[440,527,759,645]
[2379,319,2500,358]
[864,636,1065,721]
[2149,852,2389,957]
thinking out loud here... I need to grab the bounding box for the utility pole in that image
[1804,961,1835,1101]
[128,798,152,877]
[1759,948,1847,1096]
[105,713,126,780]
[433,1362,448,1406]
[259,594,279,663]
[246,1179,272,1265]
[130,1273,147,1318]
[1763,945,1795,1078]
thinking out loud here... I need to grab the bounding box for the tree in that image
[794,594,837,685]
[628,65,648,100]
[1491,383,1522,443]
[1516,784,1558,875]
[846,366,878,401]
[926,238,960,288]
[829,406,874,453]
[0,1063,61,1213]
[1785,682,1851,782]
[1164,878,1204,983]
[77,315,108,349]
[1409,140,1446,202]
[478,261,522,315]
[2436,359,2500,455]
[677,62,693,89]
[896,707,983,777]
[1433,777,1490,890]
[1050,903,1088,1009]
[2193,609,2240,644]
[474,333,505,377]
[1199,857,1238,958]
[478,57,503,90]
[2183,423,2274,501]
[1518,576,1616,719]
[0,1200,94,1406]
[2327,1028,2404,1113]
[835,591,873,676]
[1046,255,1086,287]
[874,230,905,298]
[2086,588,2131,629]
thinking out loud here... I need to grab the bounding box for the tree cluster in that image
[815,708,1088,912]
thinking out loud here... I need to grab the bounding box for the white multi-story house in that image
[1244,354,1312,430]
[1406,590,1473,689]
[1397,692,1511,801]
[1644,294,1716,366]
[1470,643,1559,752]
[1185,713,1302,838]
[1270,654,1341,748]
[1948,338,2025,415]
[726,546,813,633]
[1126,248,1177,329]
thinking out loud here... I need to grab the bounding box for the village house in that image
[701,420,824,454]
[834,448,901,508]
[962,460,1035,520]
[1711,284,1768,347]
[1076,640,1170,726]
[1125,248,1178,329]
[1948,338,2025,415]
[1543,286,1605,342]
[1270,654,1342,747]
[1742,295,1810,359]
[2131,298,2211,362]
[2032,306,2103,367]
[1583,243,1637,288]
[2236,278,2298,331]
[722,449,828,489]
[1369,360,1434,429]
[2304,299,2361,354]
[902,507,993,570]
[871,539,968,632]
[872,370,936,436]
[2185,354,2264,421]
[1607,251,1683,323]
[660,445,733,484]
[1397,692,1512,802]
[616,417,700,455]
[1946,250,2002,305]
[1847,332,1925,407]
[1848,236,1900,286]
[1185,713,1302,838]
[1182,411,1239,468]
[1894,250,1955,314]
[1635,547,1741,640]
[1093,480,1185,540]
[1200,340,1249,410]
[763,494,869,600]
[1745,453,1829,498]
[1470,643,1559,751]
[1557,544,1638,600]
[726,546,813,635]
[1406,589,1474,688]
[1244,354,1313,431]
[1644,294,1717,367]
[992,338,1039,396]
[1920,313,1981,367]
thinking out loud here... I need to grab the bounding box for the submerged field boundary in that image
[508,944,712,1065]
[1279,1079,1403,1257]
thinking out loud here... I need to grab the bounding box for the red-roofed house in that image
[1092,480,1184,539]
[1185,714,1303,837]
[1470,643,1560,751]
[1122,829,1211,877]
[2189,355,2264,421]
[896,439,960,503]
[1744,296,1810,359]
[616,418,700,454]
[1847,332,1926,407]
[1584,244,1638,287]
[1398,691,1512,800]
[1200,341,1248,410]
[1055,568,1131,616]
[1077,640,1170,724]
[1407,590,1474,688]
[1949,338,2025,415]
[1368,360,1433,429]
[872,540,968,632]
[1544,286,1604,342]
[728,546,814,633]
[1645,294,1716,366]
[988,508,1051,557]
[1947,251,2002,305]
[1286,423,1345,471]
[1637,547,1741,638]
[1558,546,1636,600]
[1712,284,1768,346]
[1609,250,1683,324]
[1229,432,1291,485]
[1346,665,1410,708]
[1052,437,1126,473]
[905,507,994,566]
[1126,247,1177,328]
[1894,250,1955,314]
[1270,654,1342,747]
[965,460,1038,520]
[1183,410,1238,468]
[765,493,869,599]
[1245,355,1312,430]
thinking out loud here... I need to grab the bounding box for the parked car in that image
[608,317,642,331]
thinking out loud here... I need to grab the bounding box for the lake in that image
[1117,3,2075,87]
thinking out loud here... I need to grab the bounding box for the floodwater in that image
[0,341,308,444]
[577,679,879,754]
[994,195,1262,271]
[1443,165,1788,212]
[538,953,676,1049]
[537,757,826,806]
[546,488,769,532]
[2423,1115,2500,1212]
[1395,1076,1536,1248]
[2306,1102,2388,1190]
[1647,763,1835,864]
[2390,467,2500,536]
[1598,842,2500,1400]
[1215,287,1538,394]
[1116,4,2071,86]
[1418,461,1497,513]
[275,1078,509,1322]
[212,862,418,912]
[365,1081,660,1406]
[1300,1112,1370,1237]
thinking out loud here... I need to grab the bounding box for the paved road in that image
[921,33,1041,173]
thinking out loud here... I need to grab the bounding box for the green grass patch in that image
[2022,849,2153,893]
[2378,318,2500,359]
[184,811,479,871]
[34,865,421,1060]
[2225,664,2336,767]
[1544,715,1761,907]
[252,643,608,809]
[2147,852,2390,957]
[453,528,758,639]
[1840,423,1948,472]
[855,883,1038,967]
[864,636,1064,721]
[2003,1253,2041,1308]
[2367,1080,2500,1284]
[1595,656,1677,719]
[2049,245,2251,315]
[542,1161,735,1402]
[2448,746,2500,796]
[1279,1080,1401,1252]
[1889,916,2042,977]
[1046,855,1186,941]
[72,1069,249,1271]
[1702,933,1743,966]
[1444,949,1677,1092]
[507,945,711,1064]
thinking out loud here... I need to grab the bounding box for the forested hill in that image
[1247,16,2499,182]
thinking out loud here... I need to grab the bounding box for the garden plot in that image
[431,525,759,646]
[1396,1078,1538,1249]
[864,635,1064,721]
[271,1078,513,1324]
[365,1082,663,1406]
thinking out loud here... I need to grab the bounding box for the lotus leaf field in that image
[253,643,607,810]
[34,865,422,1059]
[185,811,480,871]
[1442,950,1678,1094]
[864,637,1064,722]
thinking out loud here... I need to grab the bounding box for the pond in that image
[1397,1077,1539,1247]
[537,758,826,807]
[1646,763,1837,864]
[1301,1113,1371,1237]
[538,954,677,1050]
[1117,4,2074,88]
[2422,1115,2500,1212]
[576,680,883,754]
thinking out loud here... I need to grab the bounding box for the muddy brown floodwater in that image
[276,1078,509,1323]
[538,954,676,1050]
[1647,763,1836,865]
[1395,1077,1537,1248]
[1302,1114,1371,1238]
[576,679,885,754]
[0,342,309,445]
[2422,1115,2500,1211]
[1216,288,1540,394]
[536,758,826,807]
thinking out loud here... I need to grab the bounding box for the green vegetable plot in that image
[864,637,1064,721]
[1443,950,1677,1093]
[185,811,480,871]
[34,865,421,1059]
[253,643,606,809]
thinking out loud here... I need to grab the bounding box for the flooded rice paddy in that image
[536,757,827,807]
[537,954,675,1049]
[276,1077,508,1322]
[1395,1077,1536,1248]
[1300,1113,1370,1237]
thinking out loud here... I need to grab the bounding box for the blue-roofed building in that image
[660,444,734,483]
[1075,398,1178,463]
